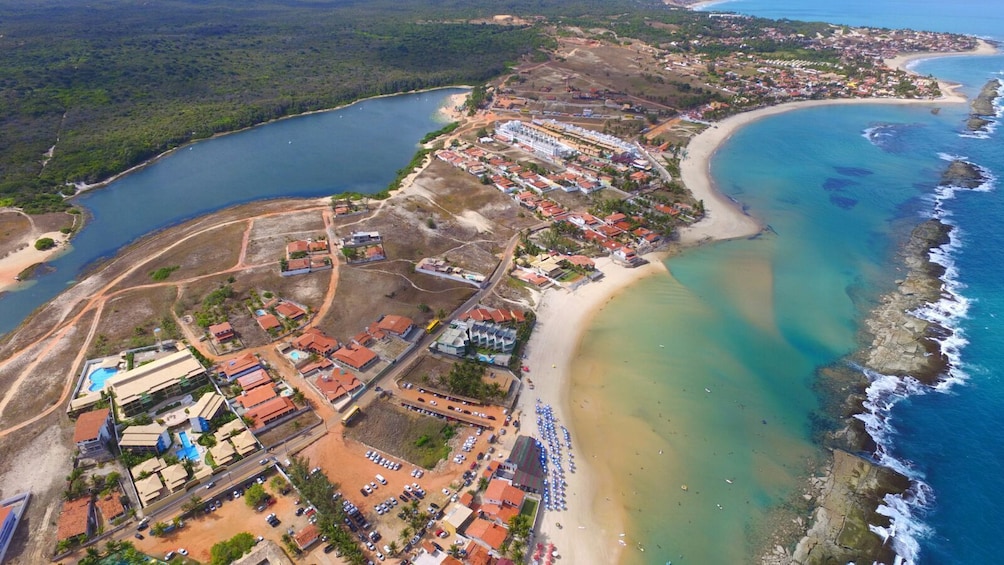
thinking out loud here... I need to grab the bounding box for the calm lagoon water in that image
[0,88,465,335]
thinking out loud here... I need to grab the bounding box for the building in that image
[236,369,273,392]
[161,464,188,492]
[331,344,379,371]
[374,314,415,338]
[495,121,575,159]
[218,353,262,382]
[244,396,297,429]
[57,497,95,542]
[134,474,165,507]
[441,503,474,536]
[463,518,508,555]
[500,436,546,494]
[235,386,278,410]
[230,429,258,455]
[189,392,226,432]
[94,491,126,524]
[293,524,321,551]
[119,423,171,454]
[434,322,469,356]
[208,322,236,343]
[343,231,382,247]
[256,313,282,332]
[107,349,209,418]
[481,479,526,524]
[315,370,362,403]
[209,441,236,466]
[467,321,517,353]
[0,493,30,564]
[275,302,307,321]
[72,408,113,460]
[292,327,339,357]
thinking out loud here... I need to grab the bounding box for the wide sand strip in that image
[0,231,71,294]
[517,256,669,564]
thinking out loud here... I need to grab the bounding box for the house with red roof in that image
[235,385,278,410]
[481,479,526,525]
[315,370,363,403]
[275,302,306,322]
[245,396,297,429]
[57,497,95,542]
[208,322,236,343]
[374,314,415,338]
[286,240,310,257]
[256,313,282,332]
[293,327,339,357]
[95,491,126,524]
[464,518,509,555]
[73,408,113,460]
[237,369,273,392]
[293,524,321,551]
[331,344,379,371]
[218,353,262,382]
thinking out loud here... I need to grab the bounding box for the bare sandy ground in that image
[517,256,669,565]
[0,230,71,294]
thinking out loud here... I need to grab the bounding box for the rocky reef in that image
[791,450,911,565]
[785,160,986,565]
[967,78,1001,132]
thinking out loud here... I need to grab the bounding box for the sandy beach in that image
[0,229,71,294]
[516,256,669,564]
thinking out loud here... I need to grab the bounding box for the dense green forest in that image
[0,0,663,212]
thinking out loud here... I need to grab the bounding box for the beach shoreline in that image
[516,255,670,565]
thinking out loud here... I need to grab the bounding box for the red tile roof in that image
[484,479,526,508]
[315,370,362,402]
[95,492,125,522]
[57,497,92,541]
[256,313,281,331]
[236,386,277,409]
[73,408,109,444]
[286,257,310,271]
[375,315,414,336]
[293,523,321,549]
[308,240,329,253]
[276,302,306,320]
[220,353,260,379]
[286,240,309,256]
[237,369,273,392]
[293,327,339,356]
[208,322,234,340]
[331,344,378,371]
[245,396,297,429]
[465,518,508,550]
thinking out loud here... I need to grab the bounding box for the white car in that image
[178,548,189,556]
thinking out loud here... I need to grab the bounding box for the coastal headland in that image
[0,10,1000,565]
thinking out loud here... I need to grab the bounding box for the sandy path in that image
[518,257,669,565]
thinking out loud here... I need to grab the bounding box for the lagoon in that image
[0,88,466,336]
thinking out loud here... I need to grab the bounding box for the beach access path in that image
[516,256,669,565]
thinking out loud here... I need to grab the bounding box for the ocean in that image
[571,1,1004,564]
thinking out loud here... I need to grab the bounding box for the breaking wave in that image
[853,158,995,564]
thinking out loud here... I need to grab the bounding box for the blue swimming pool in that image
[87,367,119,392]
[289,350,305,361]
[176,431,199,461]
[477,354,495,364]
[256,309,267,316]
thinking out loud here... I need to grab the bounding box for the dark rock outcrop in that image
[967,79,1001,132]
[941,159,985,188]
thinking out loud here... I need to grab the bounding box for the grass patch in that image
[150,265,180,281]
[520,497,538,518]
[345,400,457,469]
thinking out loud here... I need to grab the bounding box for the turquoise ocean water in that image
[570,1,1004,563]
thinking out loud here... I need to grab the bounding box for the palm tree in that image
[399,526,413,543]
[387,541,399,556]
[104,539,123,555]
[448,543,462,558]
[80,547,101,565]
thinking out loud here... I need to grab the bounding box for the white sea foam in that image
[863,124,897,147]
[853,157,995,564]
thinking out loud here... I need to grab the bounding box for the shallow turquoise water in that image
[576,3,1004,563]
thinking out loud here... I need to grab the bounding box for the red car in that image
[469,461,478,470]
